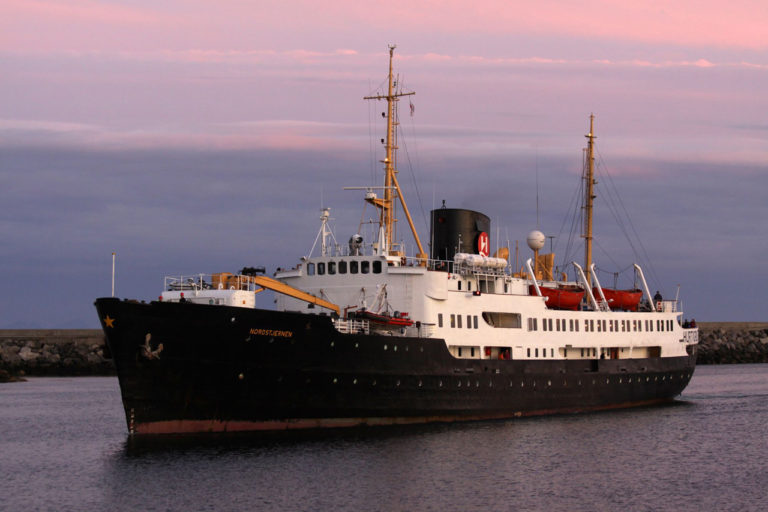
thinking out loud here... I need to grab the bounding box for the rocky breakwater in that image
[0,330,113,382]
[697,322,768,364]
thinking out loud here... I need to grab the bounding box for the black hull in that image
[95,298,697,434]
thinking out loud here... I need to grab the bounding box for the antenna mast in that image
[363,45,427,263]
[583,114,597,287]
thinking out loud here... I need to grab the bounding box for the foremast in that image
[363,45,428,264]
[583,114,597,286]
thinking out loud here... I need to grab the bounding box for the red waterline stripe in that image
[133,398,674,435]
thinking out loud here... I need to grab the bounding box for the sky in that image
[1,0,767,327]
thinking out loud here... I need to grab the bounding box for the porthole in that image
[619,378,622,384]
[521,381,525,388]
[230,317,236,322]
[330,341,334,347]
[646,377,650,382]
[383,344,388,350]
[355,343,359,348]
[547,380,552,387]
[353,378,357,385]
[394,345,398,352]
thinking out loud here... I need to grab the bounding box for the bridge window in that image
[350,261,358,274]
[339,261,347,274]
[373,260,382,274]
[317,262,325,275]
[361,261,370,274]
[328,261,336,275]
[307,263,315,275]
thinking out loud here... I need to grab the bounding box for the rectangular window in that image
[481,312,522,328]
[457,315,462,328]
[527,348,531,357]
[543,348,546,358]
[328,261,336,275]
[468,281,471,291]
[543,318,548,331]
[470,347,475,357]
[339,260,347,274]
[317,262,325,275]
[474,316,478,329]
[361,261,370,274]
[575,320,579,332]
[373,260,382,274]
[438,313,443,328]
[597,321,602,332]
[307,262,315,275]
[350,261,358,274]
[535,348,539,357]
[467,315,471,329]
[602,320,607,332]
[548,319,553,331]
[450,314,455,328]
[458,281,462,291]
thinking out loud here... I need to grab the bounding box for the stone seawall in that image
[696,322,768,364]
[1,323,766,381]
[0,330,113,381]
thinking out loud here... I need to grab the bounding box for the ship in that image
[96,46,699,435]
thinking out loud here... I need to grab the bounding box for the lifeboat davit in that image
[594,288,643,311]
[529,285,585,311]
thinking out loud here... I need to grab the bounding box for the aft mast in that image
[583,114,597,286]
[363,45,428,263]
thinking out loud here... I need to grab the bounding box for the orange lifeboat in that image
[529,285,585,311]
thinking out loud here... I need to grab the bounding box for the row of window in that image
[438,313,479,329]
[306,259,383,276]
[438,312,524,329]
[528,317,676,333]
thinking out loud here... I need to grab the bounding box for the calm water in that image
[1,365,766,512]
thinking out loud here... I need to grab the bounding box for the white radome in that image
[527,230,545,251]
